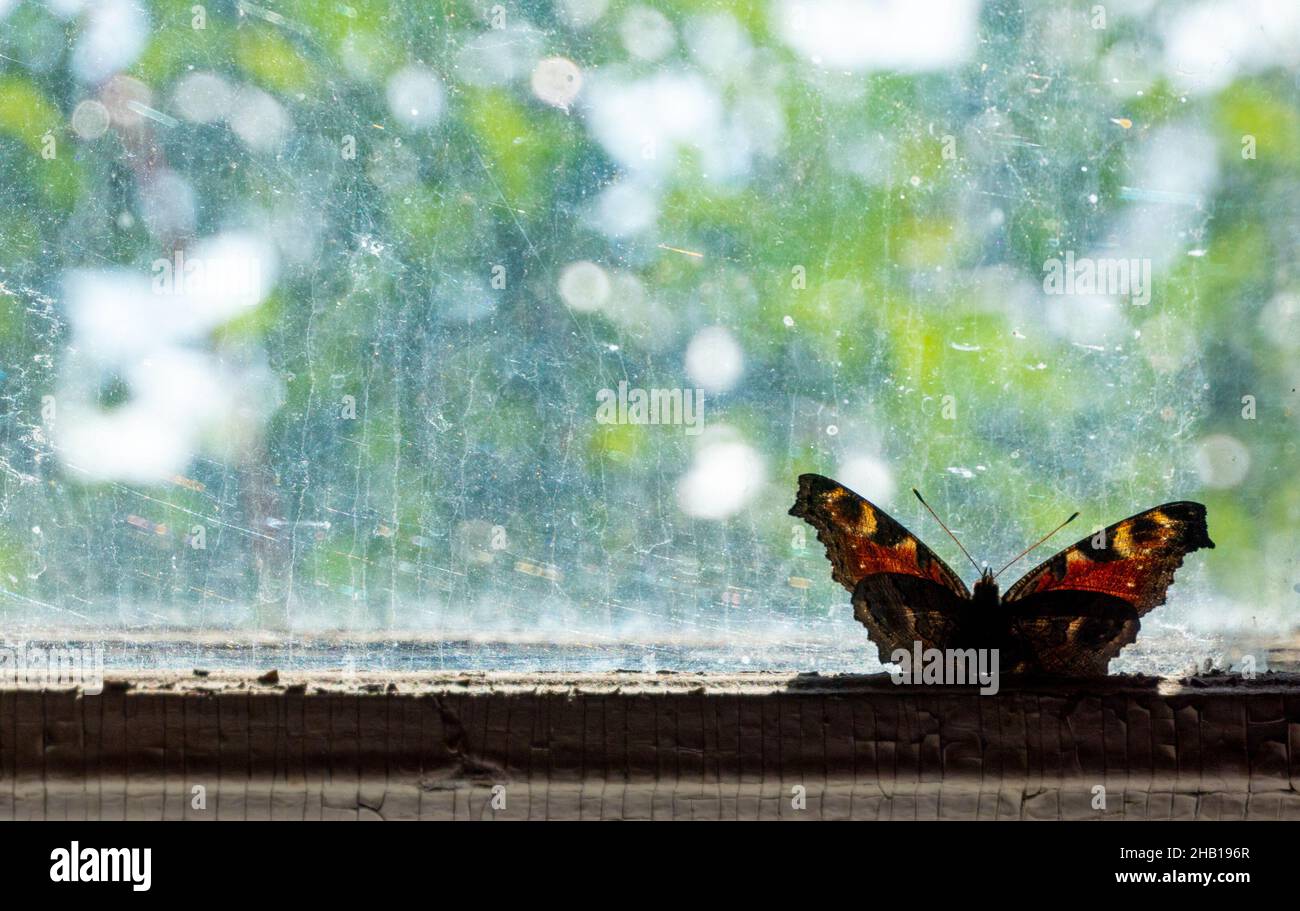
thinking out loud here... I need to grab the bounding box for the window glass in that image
[0,0,1294,672]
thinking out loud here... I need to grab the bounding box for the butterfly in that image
[790,473,1214,675]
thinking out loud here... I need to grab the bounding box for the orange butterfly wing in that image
[1002,501,1214,614]
[790,474,972,661]
[789,473,969,598]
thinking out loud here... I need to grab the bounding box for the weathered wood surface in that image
[2,672,1298,820]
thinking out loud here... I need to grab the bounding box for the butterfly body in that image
[970,571,999,609]
[790,473,1214,676]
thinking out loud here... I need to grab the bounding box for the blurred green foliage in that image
[0,0,1295,643]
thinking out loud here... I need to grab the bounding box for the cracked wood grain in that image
[2,673,1299,820]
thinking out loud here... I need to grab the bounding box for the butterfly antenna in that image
[992,511,1081,581]
[912,489,981,575]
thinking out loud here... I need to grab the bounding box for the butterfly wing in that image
[1001,501,1213,673]
[851,572,971,663]
[1000,591,1140,675]
[790,473,971,658]
[1003,501,1214,611]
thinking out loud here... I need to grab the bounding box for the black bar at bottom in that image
[2,820,1278,896]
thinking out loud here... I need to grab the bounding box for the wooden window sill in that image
[3,671,1299,820]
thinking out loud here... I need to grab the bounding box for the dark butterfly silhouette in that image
[790,473,1214,675]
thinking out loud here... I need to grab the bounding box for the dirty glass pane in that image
[0,0,1295,673]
